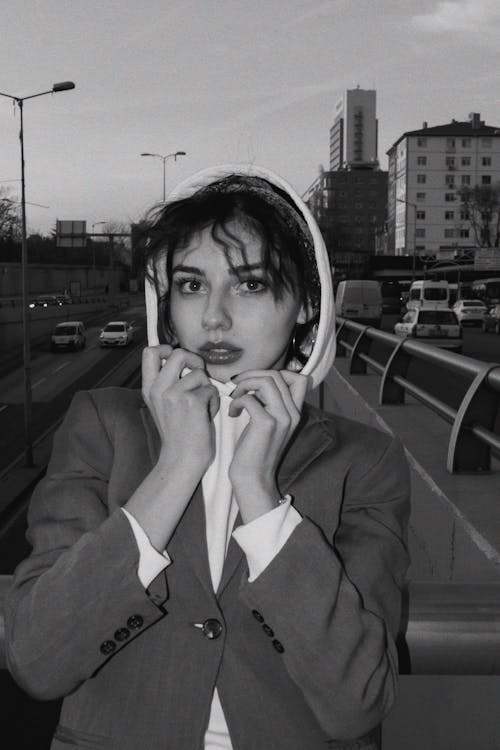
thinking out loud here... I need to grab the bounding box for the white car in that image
[394,308,462,352]
[51,321,86,351]
[99,320,134,348]
[452,299,487,326]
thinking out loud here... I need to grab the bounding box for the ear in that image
[296,301,315,325]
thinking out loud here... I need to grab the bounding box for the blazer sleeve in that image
[4,390,168,701]
[237,434,410,741]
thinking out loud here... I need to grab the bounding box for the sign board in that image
[56,220,87,248]
[437,248,456,261]
[474,248,500,272]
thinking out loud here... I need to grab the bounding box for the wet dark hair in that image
[141,174,320,362]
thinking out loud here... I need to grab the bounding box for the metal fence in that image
[335,318,500,473]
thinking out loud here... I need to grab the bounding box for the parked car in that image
[406,280,450,311]
[51,321,86,351]
[394,307,462,352]
[452,299,487,326]
[482,304,500,334]
[99,320,134,347]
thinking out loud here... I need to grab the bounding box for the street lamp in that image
[90,221,108,290]
[0,80,75,467]
[396,197,418,281]
[140,150,187,202]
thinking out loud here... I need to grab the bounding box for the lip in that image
[198,342,243,365]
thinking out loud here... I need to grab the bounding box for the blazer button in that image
[127,614,144,630]
[100,640,116,655]
[252,609,264,623]
[202,618,223,640]
[114,628,130,642]
[272,639,285,654]
[262,624,274,638]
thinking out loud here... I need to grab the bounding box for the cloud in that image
[412,0,500,33]
[285,0,345,27]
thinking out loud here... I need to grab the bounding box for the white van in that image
[50,321,86,351]
[406,280,450,310]
[335,280,382,327]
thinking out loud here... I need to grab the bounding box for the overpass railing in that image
[335,318,500,474]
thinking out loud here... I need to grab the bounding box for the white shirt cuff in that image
[122,508,170,588]
[232,498,302,581]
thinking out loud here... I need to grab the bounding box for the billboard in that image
[56,220,87,248]
[474,248,500,272]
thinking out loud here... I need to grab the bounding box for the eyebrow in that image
[172,263,264,276]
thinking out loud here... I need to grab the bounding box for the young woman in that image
[5,165,410,750]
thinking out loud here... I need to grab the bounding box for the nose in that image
[202,291,231,333]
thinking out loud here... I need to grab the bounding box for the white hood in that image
[145,163,335,390]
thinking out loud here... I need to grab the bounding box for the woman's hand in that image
[142,345,220,477]
[124,346,220,552]
[228,370,308,523]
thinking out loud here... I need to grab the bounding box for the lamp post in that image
[140,151,187,202]
[396,197,418,281]
[0,80,75,467]
[91,221,108,291]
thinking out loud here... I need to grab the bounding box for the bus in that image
[470,278,500,306]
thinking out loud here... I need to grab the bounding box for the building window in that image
[445,211,454,220]
[461,175,471,185]
[444,228,455,238]
[354,215,362,223]
[481,138,492,148]
[459,229,470,238]
[417,156,427,165]
[461,139,471,148]
[416,210,426,220]
[445,193,455,202]
[482,156,492,166]
[460,210,469,220]
[445,174,455,186]
[417,174,426,184]
[482,175,492,185]
[354,202,363,209]
[416,192,426,201]
[461,156,471,166]
[416,245,426,252]
[446,138,456,149]
[445,156,455,168]
[415,228,426,238]
[417,137,427,147]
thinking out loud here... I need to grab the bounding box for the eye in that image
[174,277,204,294]
[238,278,267,293]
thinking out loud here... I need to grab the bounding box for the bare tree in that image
[0,188,21,240]
[458,182,500,248]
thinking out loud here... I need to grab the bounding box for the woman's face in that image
[168,219,307,381]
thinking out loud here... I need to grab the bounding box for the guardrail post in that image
[380,339,412,405]
[349,327,372,374]
[447,364,499,473]
[335,320,347,357]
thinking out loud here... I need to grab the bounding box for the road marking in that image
[32,377,47,389]
[0,404,8,413]
[52,361,70,374]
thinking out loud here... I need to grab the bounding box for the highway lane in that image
[0,307,147,474]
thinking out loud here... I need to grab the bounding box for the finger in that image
[229,393,273,425]
[195,385,221,420]
[142,345,173,399]
[279,370,309,412]
[231,374,298,424]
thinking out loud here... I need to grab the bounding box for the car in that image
[452,299,487,326]
[51,321,86,351]
[335,280,382,327]
[99,320,134,347]
[29,294,64,309]
[394,307,462,352]
[482,304,500,334]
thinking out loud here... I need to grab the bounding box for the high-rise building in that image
[329,88,379,171]
[304,88,386,276]
[386,113,500,259]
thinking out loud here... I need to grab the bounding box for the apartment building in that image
[386,113,500,258]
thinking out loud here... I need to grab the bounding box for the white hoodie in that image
[138,164,336,749]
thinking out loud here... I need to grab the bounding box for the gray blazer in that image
[5,387,410,750]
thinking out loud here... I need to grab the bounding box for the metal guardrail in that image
[335,318,500,473]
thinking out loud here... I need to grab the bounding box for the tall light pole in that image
[91,221,108,290]
[0,80,75,467]
[140,150,186,202]
[396,197,418,282]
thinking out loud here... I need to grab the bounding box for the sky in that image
[1,0,499,237]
